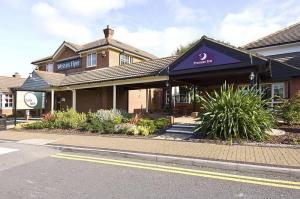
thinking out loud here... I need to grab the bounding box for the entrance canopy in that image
[168,36,273,85]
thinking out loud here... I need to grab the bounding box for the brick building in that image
[0,73,25,116]
[19,23,300,116]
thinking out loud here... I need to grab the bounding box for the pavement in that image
[0,130,299,169]
[0,142,299,199]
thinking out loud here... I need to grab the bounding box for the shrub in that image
[23,121,47,129]
[195,84,275,141]
[51,109,86,129]
[278,92,300,125]
[137,118,156,133]
[114,123,135,134]
[82,112,104,132]
[82,109,125,133]
[154,117,170,130]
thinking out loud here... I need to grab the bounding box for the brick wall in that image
[290,77,300,97]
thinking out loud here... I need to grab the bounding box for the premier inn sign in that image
[173,45,241,71]
[16,91,46,110]
[57,58,80,71]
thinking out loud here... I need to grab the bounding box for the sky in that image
[0,0,300,77]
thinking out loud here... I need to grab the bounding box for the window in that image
[46,63,54,72]
[238,82,285,107]
[166,86,190,104]
[87,53,97,67]
[120,54,133,65]
[4,94,13,108]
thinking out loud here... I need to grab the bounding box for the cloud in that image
[31,2,92,43]
[166,0,206,23]
[114,26,203,56]
[53,0,147,18]
[218,0,300,46]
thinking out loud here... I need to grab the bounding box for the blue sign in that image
[173,45,241,71]
[57,58,81,71]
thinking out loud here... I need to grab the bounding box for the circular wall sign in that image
[24,93,38,108]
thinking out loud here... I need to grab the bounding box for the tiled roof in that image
[0,76,25,93]
[61,56,176,86]
[32,38,157,64]
[22,56,176,90]
[35,71,65,86]
[21,71,65,91]
[78,38,157,59]
[243,22,300,49]
[268,52,300,69]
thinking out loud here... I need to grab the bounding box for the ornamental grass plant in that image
[195,83,275,142]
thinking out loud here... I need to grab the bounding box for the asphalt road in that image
[0,141,299,199]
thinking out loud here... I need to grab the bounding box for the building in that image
[0,73,25,116]
[244,22,300,99]
[20,23,300,115]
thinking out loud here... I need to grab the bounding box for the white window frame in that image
[2,94,13,109]
[166,86,191,105]
[86,53,97,68]
[46,63,54,72]
[238,82,285,107]
[120,53,133,65]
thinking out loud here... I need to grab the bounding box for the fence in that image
[0,117,6,130]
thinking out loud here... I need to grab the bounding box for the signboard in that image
[173,45,241,71]
[57,58,81,71]
[16,91,46,110]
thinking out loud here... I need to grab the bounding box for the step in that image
[172,124,196,128]
[166,127,194,135]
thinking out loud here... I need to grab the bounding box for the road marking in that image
[17,139,56,145]
[51,153,300,190]
[0,147,19,155]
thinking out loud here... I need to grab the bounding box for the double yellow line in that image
[51,153,300,190]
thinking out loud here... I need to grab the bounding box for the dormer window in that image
[87,53,97,67]
[120,53,133,65]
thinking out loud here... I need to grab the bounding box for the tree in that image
[174,40,198,55]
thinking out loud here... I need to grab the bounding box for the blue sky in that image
[0,0,300,77]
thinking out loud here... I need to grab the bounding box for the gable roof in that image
[0,76,25,93]
[169,36,269,75]
[31,38,157,65]
[243,22,300,50]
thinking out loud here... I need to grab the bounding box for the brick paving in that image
[0,130,299,168]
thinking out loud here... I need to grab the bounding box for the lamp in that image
[165,81,169,88]
[249,72,255,85]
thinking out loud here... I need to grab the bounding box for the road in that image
[0,141,299,199]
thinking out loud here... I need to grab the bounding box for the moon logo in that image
[199,53,207,61]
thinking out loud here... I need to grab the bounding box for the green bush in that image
[51,109,86,129]
[278,92,300,125]
[82,109,125,133]
[24,109,86,129]
[195,84,275,141]
[114,123,135,134]
[154,117,170,130]
[82,112,104,132]
[138,118,156,133]
[23,121,47,129]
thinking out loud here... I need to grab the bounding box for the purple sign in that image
[173,45,241,71]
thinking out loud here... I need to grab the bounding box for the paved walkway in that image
[0,130,299,168]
